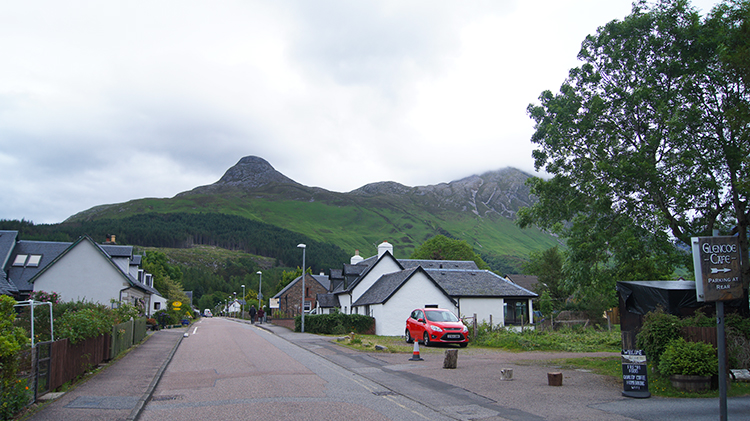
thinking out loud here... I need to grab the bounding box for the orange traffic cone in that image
[409,340,424,361]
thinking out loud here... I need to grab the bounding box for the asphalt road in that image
[139,317,453,421]
[140,318,750,420]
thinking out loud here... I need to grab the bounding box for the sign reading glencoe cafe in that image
[691,236,743,302]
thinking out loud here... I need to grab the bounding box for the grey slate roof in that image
[352,267,421,306]
[425,269,537,298]
[401,259,479,270]
[0,231,18,270]
[100,244,133,258]
[317,293,340,308]
[7,240,72,292]
[0,231,19,296]
[505,274,539,293]
[353,267,455,306]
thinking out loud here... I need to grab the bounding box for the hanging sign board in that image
[622,349,650,398]
[691,236,743,302]
[269,298,280,309]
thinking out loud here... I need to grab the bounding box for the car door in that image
[411,310,425,337]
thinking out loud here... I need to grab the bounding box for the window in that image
[13,255,27,267]
[27,255,41,267]
[154,302,161,310]
[303,301,311,311]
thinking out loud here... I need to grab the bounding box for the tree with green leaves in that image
[519,0,750,315]
[522,246,569,309]
[410,235,490,270]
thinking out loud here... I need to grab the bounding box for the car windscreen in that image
[424,310,458,322]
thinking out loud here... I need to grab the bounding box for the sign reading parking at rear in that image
[692,236,743,302]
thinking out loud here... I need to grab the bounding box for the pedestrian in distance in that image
[257,307,264,324]
[249,305,257,324]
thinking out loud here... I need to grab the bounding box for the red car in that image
[405,308,469,347]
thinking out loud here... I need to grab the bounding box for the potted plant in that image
[658,338,718,392]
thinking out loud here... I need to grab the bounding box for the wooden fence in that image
[21,317,150,399]
[110,317,148,359]
[48,333,111,392]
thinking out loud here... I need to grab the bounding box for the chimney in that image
[377,241,393,259]
[350,250,364,264]
[105,234,116,244]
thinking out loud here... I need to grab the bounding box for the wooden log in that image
[443,349,458,369]
[548,372,563,386]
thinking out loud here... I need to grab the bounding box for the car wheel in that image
[423,332,430,347]
[405,329,413,344]
[459,342,468,348]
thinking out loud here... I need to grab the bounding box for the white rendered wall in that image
[459,297,506,326]
[33,239,129,305]
[350,256,402,303]
[371,272,456,336]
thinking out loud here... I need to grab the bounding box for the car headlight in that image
[430,325,443,332]
[462,325,468,333]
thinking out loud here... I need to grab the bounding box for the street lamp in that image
[256,271,262,320]
[297,244,306,333]
[241,284,245,319]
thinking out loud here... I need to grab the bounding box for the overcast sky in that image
[1,0,720,224]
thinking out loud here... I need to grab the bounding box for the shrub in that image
[658,338,718,377]
[112,301,144,324]
[295,313,374,334]
[635,308,681,365]
[0,296,31,420]
[56,307,114,344]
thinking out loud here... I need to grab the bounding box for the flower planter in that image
[669,374,712,392]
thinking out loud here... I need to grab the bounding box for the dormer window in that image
[13,254,42,267]
[13,255,27,266]
[27,255,41,267]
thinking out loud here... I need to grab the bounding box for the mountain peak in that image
[216,156,298,188]
[178,155,300,196]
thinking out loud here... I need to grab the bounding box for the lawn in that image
[332,328,750,398]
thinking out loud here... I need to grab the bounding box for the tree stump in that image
[548,372,563,386]
[443,349,458,369]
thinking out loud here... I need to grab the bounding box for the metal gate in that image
[34,341,53,402]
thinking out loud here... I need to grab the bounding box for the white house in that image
[2,232,162,315]
[332,241,537,336]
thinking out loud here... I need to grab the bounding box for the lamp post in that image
[241,284,245,319]
[256,271,262,320]
[297,244,306,333]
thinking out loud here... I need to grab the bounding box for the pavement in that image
[25,319,750,421]
[28,328,185,421]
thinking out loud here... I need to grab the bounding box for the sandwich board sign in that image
[622,349,650,398]
[691,236,743,302]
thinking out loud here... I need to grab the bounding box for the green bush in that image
[56,307,114,344]
[658,338,718,377]
[635,308,681,365]
[112,301,144,323]
[295,313,374,334]
[0,295,31,420]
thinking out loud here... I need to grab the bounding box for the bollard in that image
[443,349,458,369]
[548,372,563,386]
[500,368,513,380]
[409,340,424,361]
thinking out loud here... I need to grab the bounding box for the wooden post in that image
[548,372,563,386]
[489,314,493,330]
[473,313,477,340]
[443,349,458,369]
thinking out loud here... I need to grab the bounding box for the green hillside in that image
[62,193,557,271]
